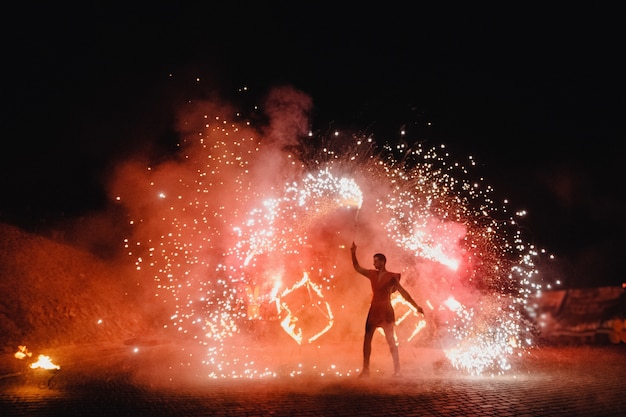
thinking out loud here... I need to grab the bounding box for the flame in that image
[14,345,32,360]
[30,354,60,370]
[277,272,334,345]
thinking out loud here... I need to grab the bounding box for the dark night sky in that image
[1,3,624,288]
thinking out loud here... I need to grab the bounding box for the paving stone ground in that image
[1,343,625,416]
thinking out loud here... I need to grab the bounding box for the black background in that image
[1,3,624,287]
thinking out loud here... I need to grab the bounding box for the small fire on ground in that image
[15,346,61,370]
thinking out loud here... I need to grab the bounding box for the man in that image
[350,241,424,377]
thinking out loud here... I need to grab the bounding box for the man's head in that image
[373,253,386,270]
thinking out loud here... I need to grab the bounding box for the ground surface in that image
[1,344,625,416]
[2,222,626,416]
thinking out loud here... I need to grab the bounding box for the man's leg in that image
[382,324,401,375]
[361,328,375,376]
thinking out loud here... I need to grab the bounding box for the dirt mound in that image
[0,222,162,353]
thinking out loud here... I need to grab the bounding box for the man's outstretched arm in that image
[396,283,425,314]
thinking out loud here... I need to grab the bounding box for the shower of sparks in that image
[112,87,546,378]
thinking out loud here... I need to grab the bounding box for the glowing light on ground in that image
[29,355,61,370]
[15,346,60,370]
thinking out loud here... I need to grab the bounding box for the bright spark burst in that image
[112,87,546,378]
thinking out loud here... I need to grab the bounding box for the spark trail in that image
[111,86,546,379]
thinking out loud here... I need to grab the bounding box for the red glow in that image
[110,86,544,377]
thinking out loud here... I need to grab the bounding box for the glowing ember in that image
[111,86,547,378]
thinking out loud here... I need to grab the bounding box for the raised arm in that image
[350,242,370,277]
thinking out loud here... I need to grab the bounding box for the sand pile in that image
[0,222,161,354]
